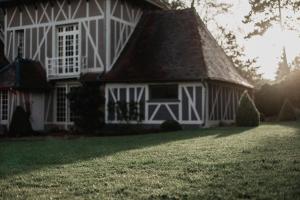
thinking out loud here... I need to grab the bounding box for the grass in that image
[0,122,299,200]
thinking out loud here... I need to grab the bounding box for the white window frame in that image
[0,90,9,124]
[56,86,67,123]
[56,24,80,75]
[54,83,80,126]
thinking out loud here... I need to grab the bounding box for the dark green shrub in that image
[160,120,182,132]
[0,125,7,135]
[295,108,300,119]
[236,91,260,127]
[9,106,33,136]
[68,84,105,132]
[260,112,265,122]
[278,99,297,121]
[255,70,300,118]
[255,84,283,117]
[117,101,144,122]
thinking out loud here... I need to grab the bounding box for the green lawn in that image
[0,122,299,200]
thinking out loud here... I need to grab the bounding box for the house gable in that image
[1,0,165,80]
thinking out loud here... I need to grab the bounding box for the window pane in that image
[0,91,8,121]
[16,30,24,58]
[56,87,66,122]
[149,85,178,100]
[69,87,79,122]
[56,24,79,60]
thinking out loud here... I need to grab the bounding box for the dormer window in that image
[16,30,24,58]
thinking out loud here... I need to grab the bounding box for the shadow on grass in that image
[0,122,298,179]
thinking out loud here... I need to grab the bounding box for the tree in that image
[243,0,300,39]
[255,83,284,117]
[170,0,187,10]
[218,26,262,82]
[169,0,261,82]
[68,84,105,132]
[236,91,260,127]
[291,55,300,70]
[243,0,299,82]
[278,99,297,121]
[275,48,290,81]
[191,0,232,24]
[170,0,232,24]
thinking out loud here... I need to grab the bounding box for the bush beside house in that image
[9,106,33,136]
[236,92,260,127]
[68,84,105,132]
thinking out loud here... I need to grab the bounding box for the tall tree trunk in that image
[191,0,195,8]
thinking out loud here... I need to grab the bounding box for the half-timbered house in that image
[0,0,252,131]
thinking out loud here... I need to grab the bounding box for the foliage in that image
[108,101,144,123]
[282,69,300,108]
[68,84,104,132]
[218,26,262,82]
[169,0,261,82]
[291,55,300,70]
[276,48,290,81]
[243,0,300,38]
[169,0,232,24]
[243,0,299,82]
[295,108,300,119]
[255,84,284,117]
[278,99,297,121]
[1,123,300,199]
[193,0,232,24]
[160,120,182,132]
[236,91,260,127]
[9,106,33,136]
[255,69,300,118]
[170,0,187,10]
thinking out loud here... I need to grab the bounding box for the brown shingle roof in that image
[101,9,253,88]
[0,58,50,92]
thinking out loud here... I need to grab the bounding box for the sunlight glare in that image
[245,24,300,80]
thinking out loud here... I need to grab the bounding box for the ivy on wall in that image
[108,101,144,123]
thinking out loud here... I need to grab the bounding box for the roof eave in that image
[100,77,254,89]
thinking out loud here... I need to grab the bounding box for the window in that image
[57,24,79,74]
[16,30,24,58]
[69,87,79,122]
[56,87,67,122]
[0,90,8,121]
[149,84,178,101]
[56,85,78,123]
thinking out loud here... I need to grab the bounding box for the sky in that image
[190,0,300,80]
